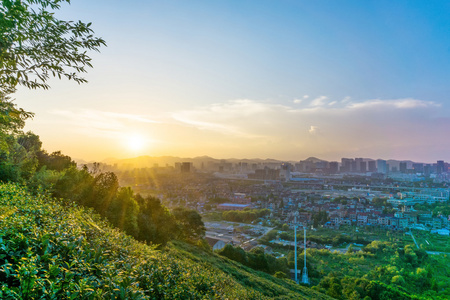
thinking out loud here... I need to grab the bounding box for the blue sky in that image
[16,0,450,162]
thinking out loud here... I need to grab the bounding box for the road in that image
[426,251,450,255]
[409,229,420,249]
[205,221,273,246]
[332,243,353,254]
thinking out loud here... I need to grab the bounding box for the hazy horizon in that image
[15,0,450,163]
[78,153,439,166]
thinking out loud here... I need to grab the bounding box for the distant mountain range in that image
[74,155,426,169]
[93,155,292,169]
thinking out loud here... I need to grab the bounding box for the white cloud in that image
[347,98,439,110]
[309,125,319,135]
[310,96,328,107]
[303,95,310,99]
[293,99,303,104]
[341,96,351,103]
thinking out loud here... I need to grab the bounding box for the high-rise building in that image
[399,162,407,173]
[359,161,367,173]
[329,161,339,174]
[437,160,445,174]
[413,163,424,173]
[424,164,432,177]
[280,163,292,181]
[368,161,377,172]
[298,160,315,173]
[377,159,387,174]
[181,162,192,173]
[355,158,364,172]
[340,158,353,173]
[315,161,328,170]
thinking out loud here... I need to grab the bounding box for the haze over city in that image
[14,0,450,162]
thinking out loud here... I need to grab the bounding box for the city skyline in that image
[14,0,450,162]
[101,154,448,172]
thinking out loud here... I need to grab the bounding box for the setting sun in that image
[126,134,147,152]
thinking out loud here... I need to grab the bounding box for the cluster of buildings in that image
[326,207,449,231]
[387,189,449,206]
[112,158,450,237]
[217,193,253,211]
[273,195,449,232]
[293,158,449,177]
[200,157,450,183]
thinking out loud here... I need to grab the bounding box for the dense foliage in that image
[0,183,271,299]
[218,244,289,275]
[303,240,450,299]
[0,0,106,95]
[0,132,205,246]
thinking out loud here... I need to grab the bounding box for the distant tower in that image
[301,226,310,284]
[280,163,291,181]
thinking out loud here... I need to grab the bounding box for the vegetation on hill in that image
[0,131,206,247]
[170,241,333,300]
[0,183,332,299]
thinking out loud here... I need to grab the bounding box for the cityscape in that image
[2,0,450,299]
[100,155,450,249]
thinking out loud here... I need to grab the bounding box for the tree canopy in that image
[0,0,106,95]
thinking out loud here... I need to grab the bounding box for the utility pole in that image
[301,226,310,284]
[294,215,298,283]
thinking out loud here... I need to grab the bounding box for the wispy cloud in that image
[168,97,446,159]
[172,99,289,138]
[341,96,351,103]
[347,98,439,110]
[309,125,320,135]
[310,96,328,107]
[51,109,160,138]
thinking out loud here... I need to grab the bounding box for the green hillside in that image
[0,183,332,299]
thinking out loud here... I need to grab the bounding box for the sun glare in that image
[126,134,146,152]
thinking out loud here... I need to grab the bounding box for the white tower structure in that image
[294,215,299,283]
[301,226,310,284]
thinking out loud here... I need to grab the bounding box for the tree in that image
[172,207,205,241]
[107,187,139,237]
[1,1,104,181]
[0,96,33,135]
[37,150,76,171]
[136,195,177,246]
[0,0,106,95]
[0,131,41,182]
[89,171,119,211]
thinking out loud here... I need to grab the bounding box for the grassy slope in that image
[0,183,333,300]
[170,241,332,300]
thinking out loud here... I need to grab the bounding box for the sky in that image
[14,0,450,163]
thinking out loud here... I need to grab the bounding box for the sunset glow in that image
[126,134,147,152]
[14,0,450,163]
